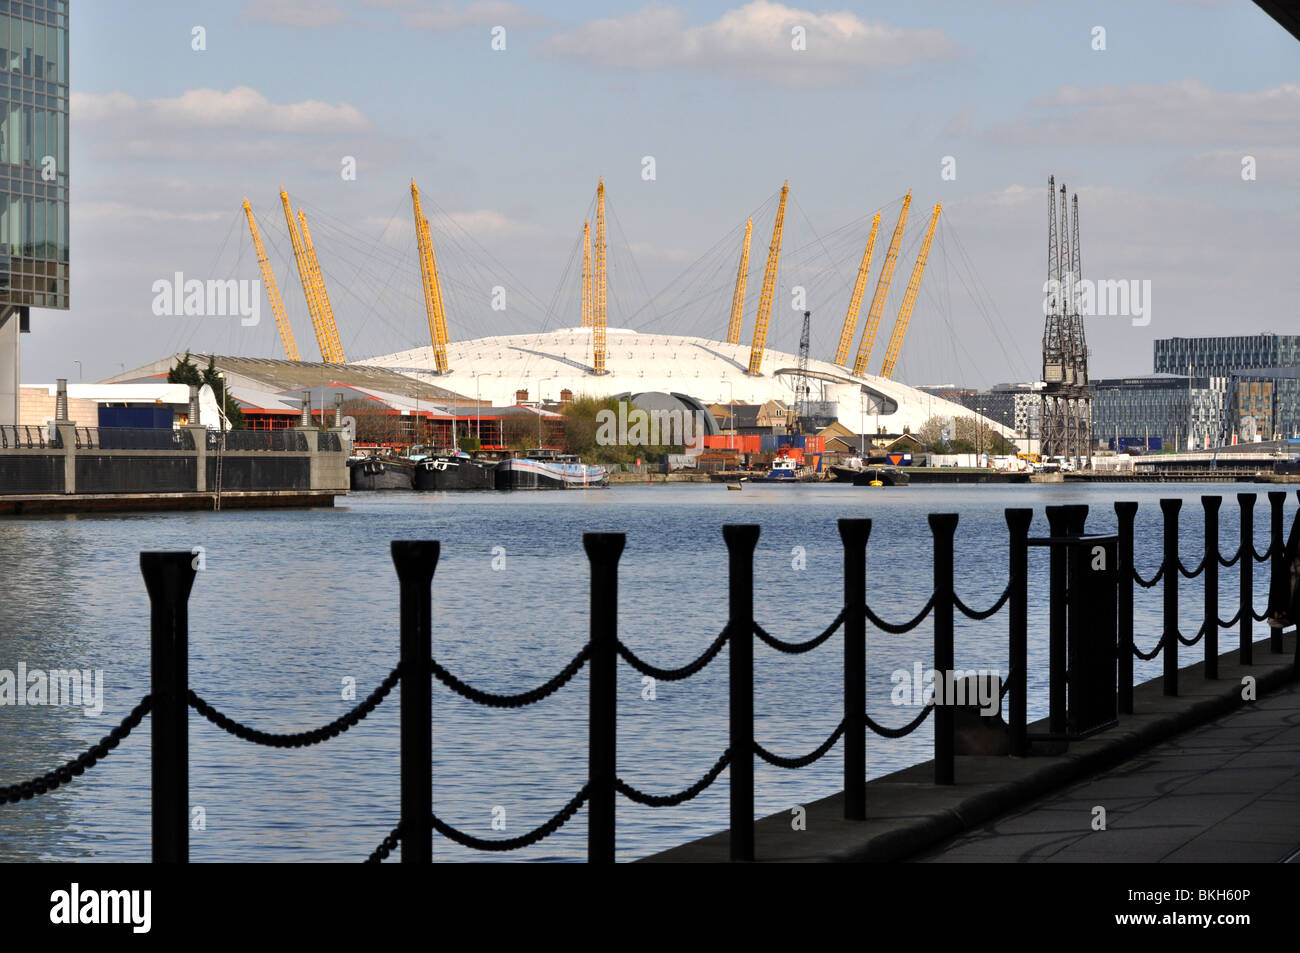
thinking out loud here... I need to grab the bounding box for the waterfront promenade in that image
[646,633,1297,862]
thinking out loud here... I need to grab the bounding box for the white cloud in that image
[987,80,1300,146]
[541,1,958,88]
[73,86,369,134]
[361,0,543,29]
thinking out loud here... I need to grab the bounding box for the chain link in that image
[1133,563,1165,589]
[1218,547,1243,568]
[753,610,844,654]
[954,585,1012,621]
[365,824,402,863]
[189,667,400,747]
[755,720,845,769]
[864,596,935,634]
[864,702,934,738]
[1,696,151,804]
[617,749,731,806]
[1132,633,1167,660]
[1178,557,1206,579]
[617,627,729,681]
[431,646,589,707]
[430,785,589,851]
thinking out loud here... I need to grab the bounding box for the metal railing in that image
[3,492,1296,863]
[74,428,196,451]
[206,430,309,452]
[0,424,55,449]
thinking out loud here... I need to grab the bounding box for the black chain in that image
[365,824,402,863]
[431,646,589,707]
[1218,547,1242,568]
[430,785,589,851]
[1218,608,1243,628]
[1132,633,1167,660]
[1133,564,1165,589]
[864,702,934,738]
[617,627,729,681]
[1,695,151,804]
[955,585,1012,621]
[1177,623,1206,646]
[189,667,400,747]
[755,720,845,769]
[753,609,844,654]
[1252,606,1270,621]
[1253,543,1272,562]
[617,749,731,806]
[864,596,935,634]
[1178,557,1206,579]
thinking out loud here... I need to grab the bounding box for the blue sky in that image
[28,0,1300,388]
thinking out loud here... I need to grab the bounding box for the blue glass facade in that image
[0,0,68,310]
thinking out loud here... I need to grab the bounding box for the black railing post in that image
[1203,496,1221,679]
[1063,505,1090,735]
[1238,493,1255,665]
[723,524,759,861]
[1268,490,1286,653]
[838,518,870,820]
[1045,505,1069,735]
[1005,508,1032,756]
[1160,498,1181,696]
[929,513,958,786]
[1115,502,1138,714]
[584,532,625,864]
[141,551,197,864]
[391,540,439,865]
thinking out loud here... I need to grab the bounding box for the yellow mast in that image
[242,198,299,361]
[726,217,752,345]
[747,182,789,376]
[296,209,346,364]
[279,189,344,364]
[880,203,941,380]
[852,192,911,376]
[410,179,450,373]
[834,212,880,367]
[593,179,608,374]
[581,220,592,328]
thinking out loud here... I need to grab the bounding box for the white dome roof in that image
[357,328,1010,436]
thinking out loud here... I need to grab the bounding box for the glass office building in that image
[1091,375,1221,452]
[0,0,66,425]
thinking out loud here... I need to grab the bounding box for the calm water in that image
[0,482,1287,862]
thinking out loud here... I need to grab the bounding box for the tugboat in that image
[348,449,416,490]
[765,454,802,481]
[413,450,496,490]
[495,449,609,490]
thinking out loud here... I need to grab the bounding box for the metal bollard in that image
[929,513,958,786]
[392,540,439,864]
[1005,509,1032,755]
[838,518,870,820]
[141,551,197,864]
[584,532,625,864]
[723,524,759,861]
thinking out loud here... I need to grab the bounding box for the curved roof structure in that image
[359,328,1012,436]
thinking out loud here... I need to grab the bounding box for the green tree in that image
[167,354,244,429]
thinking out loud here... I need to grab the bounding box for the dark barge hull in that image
[413,458,496,490]
[348,459,415,490]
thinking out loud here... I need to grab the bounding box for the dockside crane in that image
[851,192,911,376]
[410,179,451,373]
[879,202,940,380]
[834,211,880,367]
[297,210,347,364]
[581,220,592,328]
[747,181,789,376]
[242,198,300,361]
[726,218,752,345]
[279,189,346,364]
[593,179,608,375]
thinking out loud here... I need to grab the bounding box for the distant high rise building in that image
[0,0,68,425]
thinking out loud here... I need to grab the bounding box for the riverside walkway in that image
[915,678,1300,863]
[645,633,1297,862]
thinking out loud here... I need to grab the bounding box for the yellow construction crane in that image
[241,198,299,361]
[833,211,880,367]
[593,179,608,374]
[581,221,592,328]
[726,218,752,345]
[296,210,346,364]
[279,189,345,364]
[880,203,941,380]
[852,192,911,376]
[410,179,451,373]
[747,182,789,376]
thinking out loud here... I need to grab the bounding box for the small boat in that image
[495,449,609,490]
[726,483,743,491]
[765,455,802,481]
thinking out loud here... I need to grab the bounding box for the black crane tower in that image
[1039,176,1091,461]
